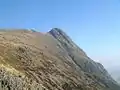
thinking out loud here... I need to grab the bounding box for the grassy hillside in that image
[0,29,119,90]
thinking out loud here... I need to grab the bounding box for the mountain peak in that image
[48,28,73,46]
[49,28,67,38]
[49,28,65,33]
[49,28,88,57]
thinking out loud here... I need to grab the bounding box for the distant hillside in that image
[109,67,120,84]
[0,28,119,90]
[117,78,120,83]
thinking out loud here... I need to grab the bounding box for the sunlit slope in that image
[0,29,119,90]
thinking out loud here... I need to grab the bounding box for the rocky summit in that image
[0,28,119,90]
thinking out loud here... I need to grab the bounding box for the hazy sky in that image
[0,0,120,69]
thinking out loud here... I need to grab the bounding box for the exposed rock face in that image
[0,28,119,90]
[49,28,120,90]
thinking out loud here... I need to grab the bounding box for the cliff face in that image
[0,28,119,90]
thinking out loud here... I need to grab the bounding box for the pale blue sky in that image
[0,0,120,68]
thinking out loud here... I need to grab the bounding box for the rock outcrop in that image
[0,28,119,90]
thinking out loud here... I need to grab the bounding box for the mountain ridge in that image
[0,28,119,90]
[48,28,120,89]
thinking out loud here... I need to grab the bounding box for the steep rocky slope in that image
[0,28,119,90]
